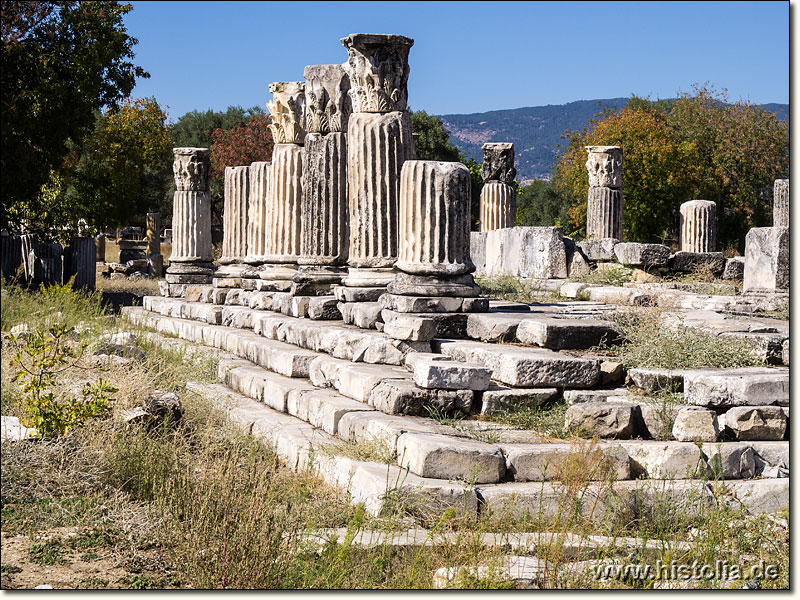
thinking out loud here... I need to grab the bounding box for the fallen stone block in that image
[381,312,437,341]
[406,353,491,391]
[723,406,787,441]
[564,402,643,439]
[683,368,789,407]
[476,226,568,279]
[667,251,725,274]
[671,406,719,442]
[613,243,671,268]
[722,256,744,281]
[368,379,473,417]
[516,317,623,350]
[577,238,618,261]
[743,226,789,292]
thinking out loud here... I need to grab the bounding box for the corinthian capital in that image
[585,145,623,188]
[172,147,210,191]
[267,81,306,144]
[304,64,351,134]
[340,33,414,113]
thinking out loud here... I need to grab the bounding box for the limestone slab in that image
[683,368,789,407]
[613,243,670,267]
[516,317,622,350]
[396,431,505,483]
[723,406,787,441]
[406,353,491,391]
[564,402,642,439]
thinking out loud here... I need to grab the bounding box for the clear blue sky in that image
[123,1,789,122]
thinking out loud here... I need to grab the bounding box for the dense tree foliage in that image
[409,109,461,162]
[516,180,571,229]
[1,1,147,231]
[208,113,274,188]
[553,86,788,250]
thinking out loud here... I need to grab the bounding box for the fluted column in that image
[264,143,303,263]
[479,143,516,231]
[585,146,623,240]
[340,33,414,290]
[774,178,789,228]
[245,161,271,264]
[221,166,250,264]
[679,200,716,253]
[166,148,213,288]
[64,237,96,290]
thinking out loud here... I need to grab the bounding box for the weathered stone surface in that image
[397,160,474,276]
[773,178,789,228]
[465,313,525,342]
[671,406,719,442]
[723,406,787,441]
[221,166,249,264]
[368,379,472,416]
[627,368,688,392]
[267,81,305,144]
[613,243,670,267]
[396,432,505,483]
[501,443,631,482]
[406,353,491,391]
[245,161,272,264]
[388,272,480,297]
[683,368,789,407]
[168,150,212,269]
[479,181,516,231]
[743,226,789,292]
[639,403,685,440]
[474,227,568,279]
[264,143,303,263]
[303,63,351,135]
[586,187,623,240]
[516,317,622,350]
[434,339,600,388]
[679,200,716,253]
[479,383,557,415]
[172,147,210,192]
[307,296,341,320]
[381,294,463,313]
[563,389,631,404]
[563,237,591,277]
[623,442,708,479]
[667,251,725,274]
[382,313,437,341]
[334,285,385,302]
[722,256,745,280]
[480,142,516,184]
[600,361,625,385]
[781,338,789,366]
[340,301,383,329]
[300,131,348,266]
[564,402,642,439]
[346,111,413,268]
[577,238,618,262]
[341,33,413,113]
[585,146,622,188]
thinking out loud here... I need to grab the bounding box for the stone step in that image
[515,317,622,350]
[683,367,789,408]
[432,339,600,388]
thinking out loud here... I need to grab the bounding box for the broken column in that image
[292,64,351,298]
[382,160,487,341]
[479,143,516,231]
[165,148,213,294]
[216,165,251,285]
[773,178,789,227]
[64,237,96,290]
[338,33,414,302]
[146,212,163,277]
[744,227,789,293]
[244,161,272,266]
[261,81,305,286]
[679,200,716,252]
[585,146,623,240]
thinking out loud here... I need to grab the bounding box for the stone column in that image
[585,146,623,240]
[166,148,214,289]
[146,211,163,277]
[479,143,516,231]
[293,64,351,296]
[64,237,96,290]
[221,166,250,264]
[679,200,716,253]
[94,234,105,263]
[339,33,414,293]
[261,82,305,282]
[774,178,789,228]
[245,161,272,264]
[1,234,22,280]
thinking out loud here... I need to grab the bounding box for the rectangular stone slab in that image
[432,339,600,388]
[396,431,506,483]
[683,368,789,407]
[479,384,558,415]
[499,442,631,482]
[406,353,492,391]
[515,317,622,350]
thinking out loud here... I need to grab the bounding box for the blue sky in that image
[123,1,789,122]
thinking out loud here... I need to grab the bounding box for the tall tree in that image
[516,180,572,230]
[409,109,461,162]
[1,1,148,231]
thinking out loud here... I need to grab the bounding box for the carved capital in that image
[267,81,306,144]
[340,33,414,113]
[172,148,211,191]
[586,145,623,188]
[481,143,516,184]
[304,64,351,134]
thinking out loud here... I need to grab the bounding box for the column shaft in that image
[221,166,250,264]
[479,182,516,231]
[265,144,303,262]
[586,187,623,239]
[245,161,271,263]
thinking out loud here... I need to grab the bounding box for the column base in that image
[165,261,213,284]
[342,266,396,288]
[291,265,347,296]
[387,272,480,298]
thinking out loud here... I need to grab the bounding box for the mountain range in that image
[439,98,789,184]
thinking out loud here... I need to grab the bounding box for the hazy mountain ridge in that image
[439,98,789,184]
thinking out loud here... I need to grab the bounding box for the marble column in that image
[221,166,250,264]
[146,211,163,277]
[773,178,789,228]
[245,161,272,264]
[166,147,214,286]
[679,200,716,253]
[261,81,305,282]
[293,64,351,296]
[340,33,414,291]
[585,146,623,240]
[64,237,96,290]
[479,143,516,231]
[1,234,22,280]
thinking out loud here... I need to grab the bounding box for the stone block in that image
[667,252,725,274]
[723,406,787,441]
[743,227,789,292]
[307,296,341,320]
[406,353,491,391]
[381,294,464,313]
[671,407,719,442]
[781,339,789,366]
[516,317,623,350]
[474,226,568,279]
[577,238,619,262]
[683,368,789,407]
[465,313,524,342]
[627,368,688,392]
[564,237,591,277]
[613,243,670,268]
[639,403,685,440]
[381,312,437,341]
[722,256,744,280]
[563,389,631,404]
[396,432,505,483]
[564,402,642,439]
[501,443,631,482]
[623,442,708,479]
[600,361,625,385]
[479,384,558,415]
[368,379,472,417]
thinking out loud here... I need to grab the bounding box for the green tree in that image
[516,180,572,230]
[409,109,461,162]
[1,1,148,231]
[67,98,173,231]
